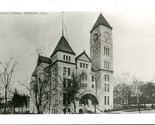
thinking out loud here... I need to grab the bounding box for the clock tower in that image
[90,13,113,110]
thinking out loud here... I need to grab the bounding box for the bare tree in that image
[0,58,17,113]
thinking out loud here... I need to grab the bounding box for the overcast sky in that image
[1,1,155,93]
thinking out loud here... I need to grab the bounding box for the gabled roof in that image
[37,55,52,66]
[90,13,112,32]
[32,55,51,77]
[75,50,91,62]
[51,36,75,57]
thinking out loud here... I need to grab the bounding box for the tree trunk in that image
[37,105,40,114]
[73,101,76,114]
[4,86,7,114]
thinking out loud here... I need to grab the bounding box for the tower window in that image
[104,47,110,56]
[104,96,106,105]
[104,74,110,81]
[107,84,110,92]
[104,61,110,69]
[107,96,109,105]
[69,56,71,61]
[93,33,98,43]
[104,84,106,91]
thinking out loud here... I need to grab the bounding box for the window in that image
[104,61,110,69]
[107,84,110,92]
[63,67,66,76]
[104,84,106,91]
[96,48,98,56]
[107,75,110,81]
[92,75,94,82]
[93,50,95,57]
[80,63,82,68]
[104,74,110,81]
[63,55,71,61]
[81,73,87,81]
[63,55,65,60]
[107,96,109,105]
[68,79,72,87]
[93,33,98,43]
[83,63,85,68]
[66,56,68,61]
[104,47,110,56]
[104,96,106,105]
[80,63,88,69]
[92,84,94,88]
[68,68,71,76]
[86,64,88,69]
[63,78,67,88]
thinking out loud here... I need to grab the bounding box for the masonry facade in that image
[30,13,114,114]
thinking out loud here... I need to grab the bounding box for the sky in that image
[1,0,155,93]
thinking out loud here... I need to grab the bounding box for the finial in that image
[62,12,64,36]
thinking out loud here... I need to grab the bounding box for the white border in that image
[0,0,155,124]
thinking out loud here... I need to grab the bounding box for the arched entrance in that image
[79,93,99,105]
[79,93,99,113]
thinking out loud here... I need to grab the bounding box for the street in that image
[106,109,155,114]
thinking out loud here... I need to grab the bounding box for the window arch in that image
[93,33,99,43]
[81,72,87,81]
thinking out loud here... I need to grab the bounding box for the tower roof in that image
[90,13,112,32]
[51,36,75,57]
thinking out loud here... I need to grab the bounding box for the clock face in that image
[93,33,98,43]
[104,31,110,42]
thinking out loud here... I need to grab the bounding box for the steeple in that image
[90,13,112,32]
[50,36,75,57]
[62,12,64,36]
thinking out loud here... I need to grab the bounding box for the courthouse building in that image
[30,13,114,114]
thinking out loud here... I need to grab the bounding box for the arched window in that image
[93,33,98,43]
[81,72,87,81]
